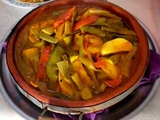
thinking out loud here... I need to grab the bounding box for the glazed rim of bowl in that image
[6,0,149,108]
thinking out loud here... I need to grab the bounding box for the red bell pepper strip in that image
[93,58,105,68]
[37,45,52,81]
[73,15,99,32]
[102,79,122,88]
[92,54,105,68]
[53,6,76,29]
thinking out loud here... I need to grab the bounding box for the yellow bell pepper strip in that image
[71,73,83,90]
[55,22,65,41]
[72,33,81,51]
[63,36,72,46]
[69,50,79,63]
[53,6,76,29]
[57,61,80,99]
[46,46,65,90]
[80,85,93,100]
[100,57,121,80]
[61,21,72,39]
[57,61,71,82]
[58,73,74,97]
[55,20,72,43]
[71,72,93,100]
[72,15,99,32]
[96,57,122,88]
[81,26,106,37]
[39,31,58,43]
[99,83,107,92]
[37,45,52,81]
[71,59,93,88]
[41,26,54,35]
[78,35,96,70]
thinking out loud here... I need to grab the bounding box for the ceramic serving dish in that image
[6,0,149,115]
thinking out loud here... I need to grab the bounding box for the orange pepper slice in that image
[53,6,76,29]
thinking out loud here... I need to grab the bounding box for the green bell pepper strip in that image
[101,26,136,35]
[88,9,121,20]
[81,26,106,37]
[93,17,124,28]
[84,66,100,93]
[78,35,96,70]
[56,61,70,81]
[80,8,121,20]
[92,17,107,26]
[39,31,58,43]
[57,60,80,99]
[41,26,55,35]
[46,46,65,90]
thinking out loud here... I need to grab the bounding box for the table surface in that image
[0,0,160,120]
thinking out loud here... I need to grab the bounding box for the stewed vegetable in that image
[18,6,138,100]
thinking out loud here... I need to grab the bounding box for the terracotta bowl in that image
[6,0,149,115]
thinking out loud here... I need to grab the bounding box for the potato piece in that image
[22,48,39,72]
[22,48,39,63]
[101,38,133,55]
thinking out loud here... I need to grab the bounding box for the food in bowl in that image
[6,0,149,113]
[14,6,137,100]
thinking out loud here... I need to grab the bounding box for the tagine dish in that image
[6,0,149,114]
